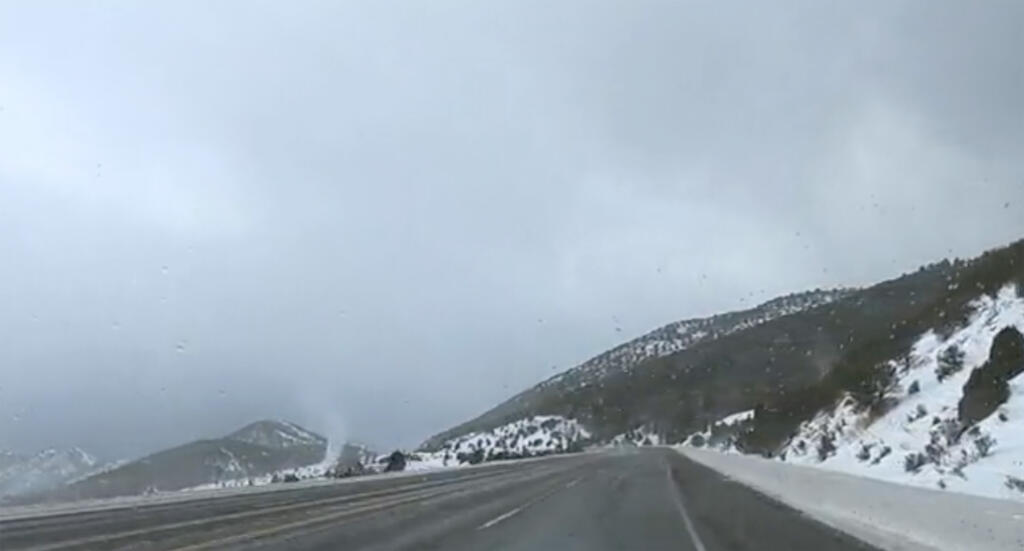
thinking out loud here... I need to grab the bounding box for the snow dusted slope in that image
[541,289,850,389]
[608,426,666,447]
[423,289,850,449]
[227,420,326,449]
[425,416,591,465]
[778,285,1024,501]
[51,421,327,501]
[0,448,98,498]
[682,409,756,451]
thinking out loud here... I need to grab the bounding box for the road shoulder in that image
[677,446,1024,551]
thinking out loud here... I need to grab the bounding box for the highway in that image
[0,448,878,550]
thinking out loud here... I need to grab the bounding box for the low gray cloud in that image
[2,0,1023,458]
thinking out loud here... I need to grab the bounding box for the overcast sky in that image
[2,0,1023,459]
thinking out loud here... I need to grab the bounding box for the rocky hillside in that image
[37,420,326,502]
[423,239,1024,471]
[539,289,850,388]
[422,288,851,449]
[424,416,592,466]
[685,282,1024,502]
[0,447,98,500]
[763,286,1024,501]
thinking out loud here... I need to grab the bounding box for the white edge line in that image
[477,506,523,530]
[477,474,586,530]
[666,462,708,551]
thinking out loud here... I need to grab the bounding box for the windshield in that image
[2,2,1023,550]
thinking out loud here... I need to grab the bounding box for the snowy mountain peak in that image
[226,420,326,449]
[0,446,100,498]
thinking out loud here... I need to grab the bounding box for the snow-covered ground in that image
[0,447,99,498]
[436,415,591,463]
[402,452,453,472]
[777,285,1024,502]
[608,425,668,447]
[679,446,1024,551]
[682,408,755,451]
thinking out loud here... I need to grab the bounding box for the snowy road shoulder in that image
[678,446,1024,551]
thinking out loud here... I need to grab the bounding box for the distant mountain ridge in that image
[0,447,98,499]
[227,420,326,449]
[31,420,327,503]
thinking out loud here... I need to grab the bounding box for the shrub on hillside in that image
[974,434,996,457]
[959,327,1024,426]
[457,448,485,465]
[1006,476,1024,493]
[926,418,961,449]
[384,450,407,472]
[907,403,927,423]
[936,345,966,382]
[904,452,928,473]
[816,433,837,462]
[924,439,945,464]
[844,362,900,420]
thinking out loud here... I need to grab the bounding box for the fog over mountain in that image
[1,1,1023,459]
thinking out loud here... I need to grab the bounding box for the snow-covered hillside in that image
[540,289,850,390]
[421,287,859,452]
[607,423,691,447]
[773,285,1024,501]
[213,417,592,481]
[227,420,326,449]
[683,409,756,451]
[0,447,98,498]
[424,416,591,466]
[45,420,328,502]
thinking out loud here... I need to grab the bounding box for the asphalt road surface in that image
[0,448,879,550]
